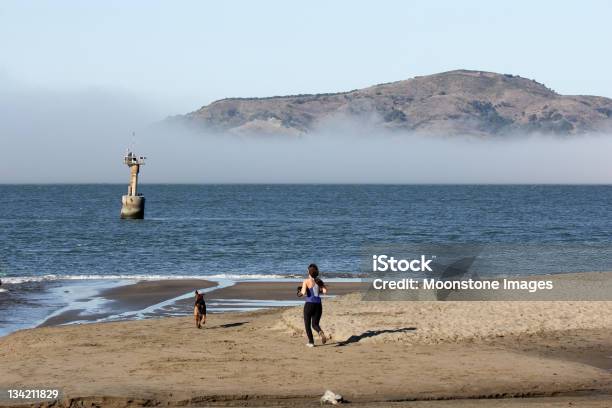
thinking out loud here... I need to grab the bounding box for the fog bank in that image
[144,126,612,184]
[1,80,611,184]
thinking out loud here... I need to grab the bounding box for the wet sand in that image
[204,280,369,301]
[38,279,367,326]
[101,279,217,309]
[39,279,216,326]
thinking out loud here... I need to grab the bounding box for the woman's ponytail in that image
[308,263,319,278]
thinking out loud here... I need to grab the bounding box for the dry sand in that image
[0,275,611,407]
[280,293,612,348]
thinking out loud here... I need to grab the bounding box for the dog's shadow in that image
[208,321,248,330]
[334,327,416,347]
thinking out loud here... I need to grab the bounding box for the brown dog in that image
[194,290,207,329]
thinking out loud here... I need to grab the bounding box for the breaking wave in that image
[0,273,301,285]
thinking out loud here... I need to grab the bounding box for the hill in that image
[175,70,612,136]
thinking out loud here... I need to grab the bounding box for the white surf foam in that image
[1,273,299,284]
[206,273,300,280]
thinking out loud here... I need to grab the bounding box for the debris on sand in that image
[321,389,344,405]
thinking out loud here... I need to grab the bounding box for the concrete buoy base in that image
[120,195,145,219]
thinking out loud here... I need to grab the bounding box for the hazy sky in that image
[1,0,611,114]
[1,1,612,183]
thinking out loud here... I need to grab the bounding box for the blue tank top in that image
[305,281,322,304]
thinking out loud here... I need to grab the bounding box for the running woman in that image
[298,263,328,347]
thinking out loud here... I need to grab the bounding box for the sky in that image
[2,1,612,113]
[1,1,611,182]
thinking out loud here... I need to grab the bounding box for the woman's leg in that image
[303,303,315,344]
[311,303,322,333]
[311,304,327,344]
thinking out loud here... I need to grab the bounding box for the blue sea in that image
[1,184,612,334]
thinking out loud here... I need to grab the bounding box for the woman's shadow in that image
[335,327,416,347]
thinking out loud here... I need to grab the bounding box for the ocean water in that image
[1,184,612,334]
[2,184,612,281]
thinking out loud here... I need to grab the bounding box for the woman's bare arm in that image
[315,278,328,294]
[300,279,308,296]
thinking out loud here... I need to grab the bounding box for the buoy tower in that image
[120,150,146,219]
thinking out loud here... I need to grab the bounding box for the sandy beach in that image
[1,275,611,407]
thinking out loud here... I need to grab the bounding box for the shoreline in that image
[38,279,219,327]
[29,278,368,329]
[0,271,610,335]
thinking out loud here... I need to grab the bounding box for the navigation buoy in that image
[120,150,146,219]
